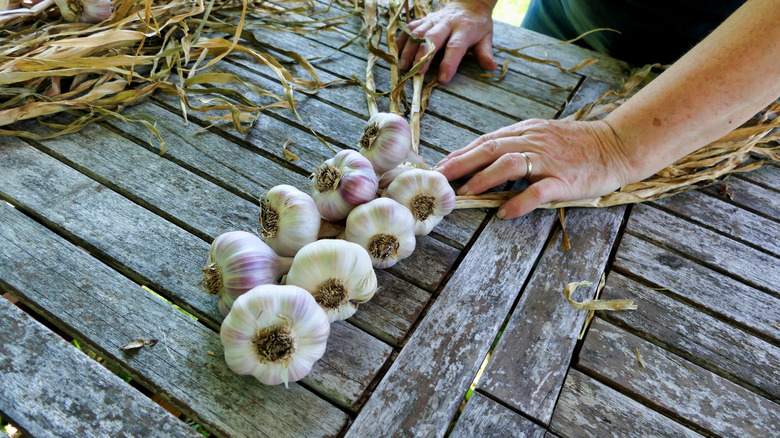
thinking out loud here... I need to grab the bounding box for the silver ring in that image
[520,152,533,178]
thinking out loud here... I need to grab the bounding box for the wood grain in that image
[346,209,557,437]
[549,369,703,438]
[613,233,780,343]
[0,202,348,437]
[579,319,780,438]
[387,234,461,292]
[599,273,780,401]
[450,392,545,438]
[701,176,780,221]
[0,298,199,438]
[478,205,626,425]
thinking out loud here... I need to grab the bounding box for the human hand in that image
[435,119,634,218]
[397,0,498,84]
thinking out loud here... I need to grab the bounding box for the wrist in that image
[451,0,497,16]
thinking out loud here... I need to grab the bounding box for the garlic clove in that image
[345,198,416,269]
[311,150,378,220]
[286,240,378,322]
[386,169,456,236]
[358,113,414,174]
[260,185,321,257]
[220,284,330,387]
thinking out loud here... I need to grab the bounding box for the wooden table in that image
[2,5,779,437]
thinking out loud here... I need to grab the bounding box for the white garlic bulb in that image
[202,231,293,316]
[220,284,330,387]
[358,112,413,174]
[386,169,456,236]
[286,240,377,322]
[377,163,415,189]
[311,150,378,220]
[345,198,416,269]
[260,185,320,257]
[54,0,112,23]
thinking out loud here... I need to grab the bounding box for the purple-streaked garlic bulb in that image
[260,185,320,257]
[286,240,377,322]
[202,231,293,316]
[54,0,112,23]
[220,284,330,387]
[358,112,413,174]
[377,163,416,189]
[345,198,416,269]
[386,169,456,236]
[311,150,378,220]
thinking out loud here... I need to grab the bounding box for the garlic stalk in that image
[386,169,456,236]
[311,149,378,220]
[202,231,293,316]
[260,185,320,257]
[345,198,416,269]
[220,284,330,387]
[286,240,377,322]
[54,0,112,22]
[358,112,414,174]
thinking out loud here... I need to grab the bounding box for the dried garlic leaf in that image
[207,351,216,356]
[120,338,158,350]
[282,139,300,161]
[564,279,637,311]
[634,348,646,368]
[558,208,571,251]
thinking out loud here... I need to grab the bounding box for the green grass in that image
[492,0,531,27]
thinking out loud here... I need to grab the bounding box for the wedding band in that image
[520,152,533,178]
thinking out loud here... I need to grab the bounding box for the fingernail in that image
[457,184,470,196]
[497,209,507,219]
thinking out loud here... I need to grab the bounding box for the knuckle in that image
[482,139,501,156]
[500,154,524,175]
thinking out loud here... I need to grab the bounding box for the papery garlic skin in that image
[202,231,293,316]
[286,240,377,322]
[359,113,413,174]
[260,185,320,257]
[220,285,330,387]
[55,0,112,23]
[377,163,415,189]
[312,150,378,220]
[345,198,416,269]
[386,169,456,236]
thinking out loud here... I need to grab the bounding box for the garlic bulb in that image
[54,0,112,23]
[386,169,456,236]
[359,112,413,174]
[377,163,415,189]
[311,150,378,220]
[286,240,377,322]
[220,284,330,387]
[202,231,293,316]
[345,198,416,269]
[260,185,320,257]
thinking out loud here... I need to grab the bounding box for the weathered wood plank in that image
[0,137,391,409]
[450,392,545,438]
[0,298,199,438]
[478,205,626,425]
[0,202,348,437]
[430,208,487,250]
[579,318,780,438]
[701,176,780,221]
[738,162,780,191]
[549,369,703,438]
[613,233,780,343]
[599,273,780,401]
[650,189,780,256]
[388,234,460,292]
[346,209,558,437]
[626,203,780,296]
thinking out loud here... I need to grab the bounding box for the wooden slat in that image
[478,205,625,425]
[549,369,703,438]
[651,189,780,256]
[738,162,780,191]
[613,233,780,343]
[626,204,780,295]
[599,273,780,401]
[430,208,487,249]
[579,319,780,438]
[0,137,390,409]
[387,234,460,292]
[345,209,557,437]
[0,298,199,438]
[0,202,348,437]
[701,176,780,221]
[450,392,545,438]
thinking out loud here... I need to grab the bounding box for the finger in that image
[458,152,535,195]
[414,21,450,74]
[473,32,497,71]
[498,178,566,219]
[437,137,513,181]
[400,21,433,70]
[397,31,409,55]
[437,31,471,84]
[437,119,546,167]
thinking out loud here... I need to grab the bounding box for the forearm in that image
[604,0,780,184]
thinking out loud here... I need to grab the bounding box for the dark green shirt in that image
[521,0,747,65]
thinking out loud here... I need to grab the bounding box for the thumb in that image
[473,32,497,71]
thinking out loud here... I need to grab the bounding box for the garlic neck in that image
[315,164,342,193]
[314,278,349,309]
[410,194,436,221]
[368,233,400,261]
[259,201,279,239]
[201,263,223,296]
[253,323,295,363]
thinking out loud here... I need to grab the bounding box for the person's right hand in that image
[397,0,498,84]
